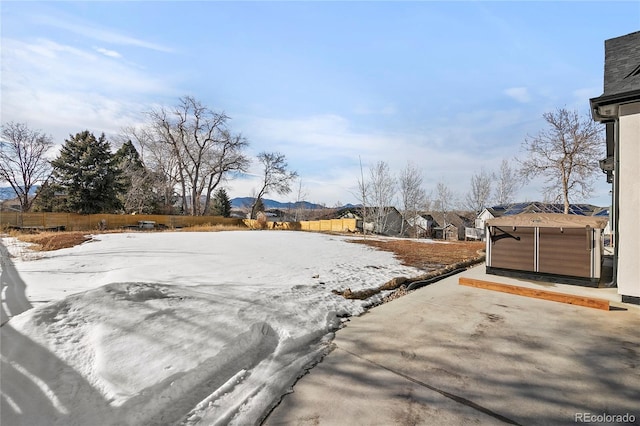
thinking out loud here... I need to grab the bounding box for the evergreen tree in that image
[32,180,67,212]
[114,141,160,214]
[211,188,232,217]
[49,131,123,214]
[114,140,144,171]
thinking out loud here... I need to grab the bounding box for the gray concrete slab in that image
[265,265,640,426]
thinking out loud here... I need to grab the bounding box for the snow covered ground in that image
[1,230,424,425]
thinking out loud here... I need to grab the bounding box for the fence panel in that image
[1,213,357,233]
[0,213,245,231]
[0,212,20,227]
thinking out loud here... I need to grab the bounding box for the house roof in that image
[487,213,608,229]
[590,31,640,118]
[434,223,456,230]
[602,31,640,97]
[423,210,475,229]
[335,206,401,219]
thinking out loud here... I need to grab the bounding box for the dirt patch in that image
[15,231,93,251]
[333,238,486,301]
[348,239,485,271]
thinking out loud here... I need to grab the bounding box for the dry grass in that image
[177,223,249,232]
[13,231,93,251]
[332,238,486,301]
[349,238,485,271]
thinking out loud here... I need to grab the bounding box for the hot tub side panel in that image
[538,228,592,278]
[486,227,535,272]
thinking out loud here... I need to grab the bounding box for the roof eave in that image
[590,89,640,122]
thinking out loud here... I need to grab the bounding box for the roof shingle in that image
[603,31,640,96]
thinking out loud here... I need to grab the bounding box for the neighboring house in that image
[334,206,407,237]
[265,209,287,222]
[406,213,437,238]
[473,208,496,231]
[434,223,458,241]
[334,207,370,232]
[0,197,22,212]
[334,207,476,239]
[590,30,640,304]
[335,207,361,220]
[375,207,406,236]
[425,210,475,241]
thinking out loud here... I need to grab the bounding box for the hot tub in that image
[485,213,608,286]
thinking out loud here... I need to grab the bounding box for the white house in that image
[406,213,436,238]
[590,31,640,305]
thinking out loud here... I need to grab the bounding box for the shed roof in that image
[487,213,608,229]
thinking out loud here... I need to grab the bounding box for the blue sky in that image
[2,1,638,207]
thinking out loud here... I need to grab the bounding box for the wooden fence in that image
[0,212,358,234]
[243,218,357,232]
[300,218,357,232]
[0,212,243,231]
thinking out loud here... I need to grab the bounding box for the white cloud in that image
[95,47,122,58]
[236,103,568,207]
[24,38,95,60]
[504,87,531,103]
[227,112,529,205]
[1,37,173,143]
[33,14,173,53]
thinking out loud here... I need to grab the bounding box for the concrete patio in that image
[265,264,640,425]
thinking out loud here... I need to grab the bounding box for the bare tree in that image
[434,181,456,227]
[122,126,181,214]
[291,178,308,221]
[464,167,492,213]
[251,152,298,219]
[355,156,370,234]
[0,122,53,212]
[493,158,520,205]
[368,161,396,234]
[133,96,249,215]
[399,161,427,235]
[518,108,604,214]
[422,193,433,212]
[200,131,250,215]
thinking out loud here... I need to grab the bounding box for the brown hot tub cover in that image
[486,213,607,229]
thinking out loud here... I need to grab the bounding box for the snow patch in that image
[2,231,423,425]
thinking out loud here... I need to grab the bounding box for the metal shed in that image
[485,213,608,286]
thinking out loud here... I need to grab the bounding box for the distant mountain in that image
[0,186,40,200]
[0,187,15,200]
[230,197,325,210]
